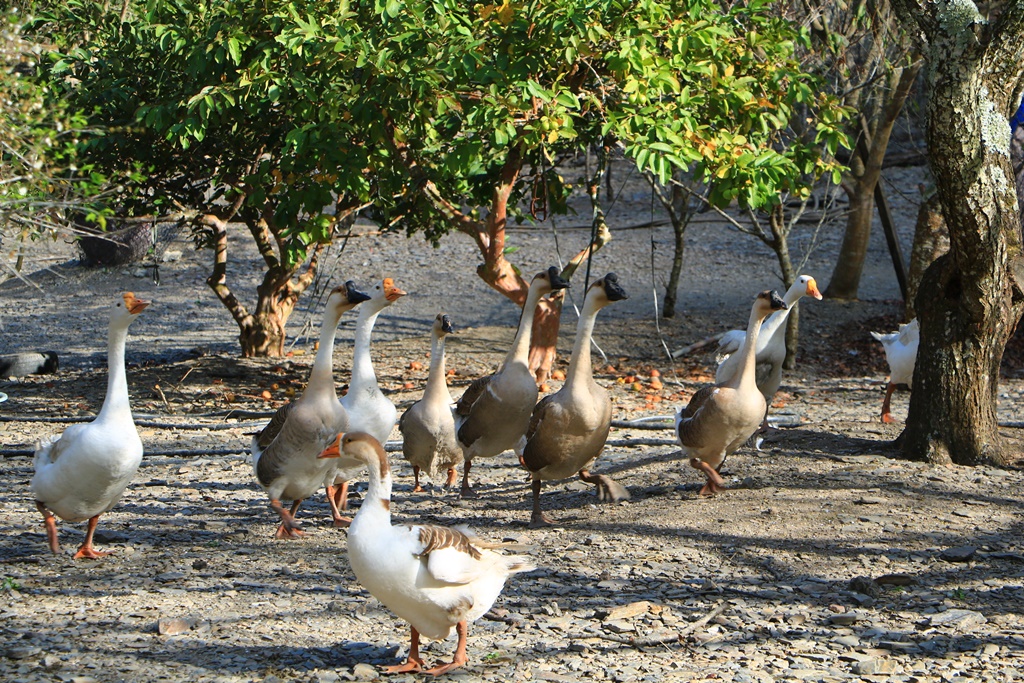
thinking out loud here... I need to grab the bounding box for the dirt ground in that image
[1,160,1023,683]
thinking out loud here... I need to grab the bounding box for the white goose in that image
[327,277,406,523]
[324,432,535,675]
[520,273,630,528]
[676,290,787,496]
[454,267,570,497]
[399,313,461,491]
[715,274,822,404]
[870,318,919,423]
[31,292,149,559]
[251,282,370,538]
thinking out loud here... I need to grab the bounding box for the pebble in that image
[940,546,977,562]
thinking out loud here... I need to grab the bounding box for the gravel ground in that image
[2,161,1024,682]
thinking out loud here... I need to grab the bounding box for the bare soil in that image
[1,161,1023,683]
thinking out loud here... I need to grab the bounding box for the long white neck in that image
[564,291,601,392]
[726,305,766,391]
[423,332,452,404]
[505,284,545,368]
[351,305,384,391]
[97,321,132,421]
[306,305,344,396]
[361,457,393,526]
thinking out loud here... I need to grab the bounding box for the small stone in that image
[829,612,861,626]
[157,618,191,635]
[5,646,41,660]
[929,609,986,630]
[874,573,917,586]
[982,643,1000,656]
[601,601,653,621]
[603,620,635,634]
[155,571,186,583]
[352,662,379,680]
[940,546,977,562]
[192,559,208,570]
[852,658,896,675]
[834,635,860,648]
[848,576,882,597]
[162,250,183,262]
[855,496,886,505]
[92,529,128,544]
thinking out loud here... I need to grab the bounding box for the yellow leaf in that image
[479,4,495,19]
[497,2,513,24]
[724,64,734,78]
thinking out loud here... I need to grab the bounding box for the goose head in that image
[319,431,389,473]
[364,277,407,313]
[796,275,823,301]
[531,266,571,297]
[433,313,455,338]
[111,292,149,327]
[590,272,629,305]
[753,290,788,320]
[327,281,372,315]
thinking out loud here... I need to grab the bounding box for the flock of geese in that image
[25,271,916,674]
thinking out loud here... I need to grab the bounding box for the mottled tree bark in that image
[905,193,948,321]
[890,0,1024,466]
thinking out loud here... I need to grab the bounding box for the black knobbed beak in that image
[441,314,454,334]
[769,290,788,310]
[547,266,570,291]
[602,272,629,302]
[346,281,372,304]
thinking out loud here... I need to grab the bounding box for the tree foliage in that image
[33,0,847,361]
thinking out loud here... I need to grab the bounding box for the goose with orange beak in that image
[326,277,407,524]
[31,292,150,559]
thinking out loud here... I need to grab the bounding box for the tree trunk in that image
[767,204,799,369]
[238,271,301,357]
[905,193,948,321]
[826,64,921,299]
[893,1,1024,467]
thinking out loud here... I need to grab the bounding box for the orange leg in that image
[271,499,304,539]
[445,467,458,489]
[459,459,478,499]
[529,478,554,529]
[412,465,424,493]
[36,501,60,554]
[880,382,897,423]
[382,626,425,674]
[333,480,350,511]
[325,485,352,528]
[424,621,469,676]
[690,458,727,496]
[73,515,111,559]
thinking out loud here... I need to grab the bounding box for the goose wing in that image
[675,385,719,448]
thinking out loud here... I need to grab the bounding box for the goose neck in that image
[98,321,132,420]
[423,334,452,403]
[729,305,766,391]
[307,306,344,395]
[351,306,383,389]
[564,294,601,390]
[506,284,545,367]
[360,457,393,524]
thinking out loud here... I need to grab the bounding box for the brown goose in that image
[454,267,569,497]
[519,273,629,527]
[675,290,787,496]
[399,313,461,491]
[250,282,370,538]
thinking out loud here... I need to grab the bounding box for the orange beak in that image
[382,278,406,302]
[806,278,823,300]
[123,292,150,314]
[317,434,343,459]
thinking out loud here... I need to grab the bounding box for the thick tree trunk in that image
[894,2,1024,466]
